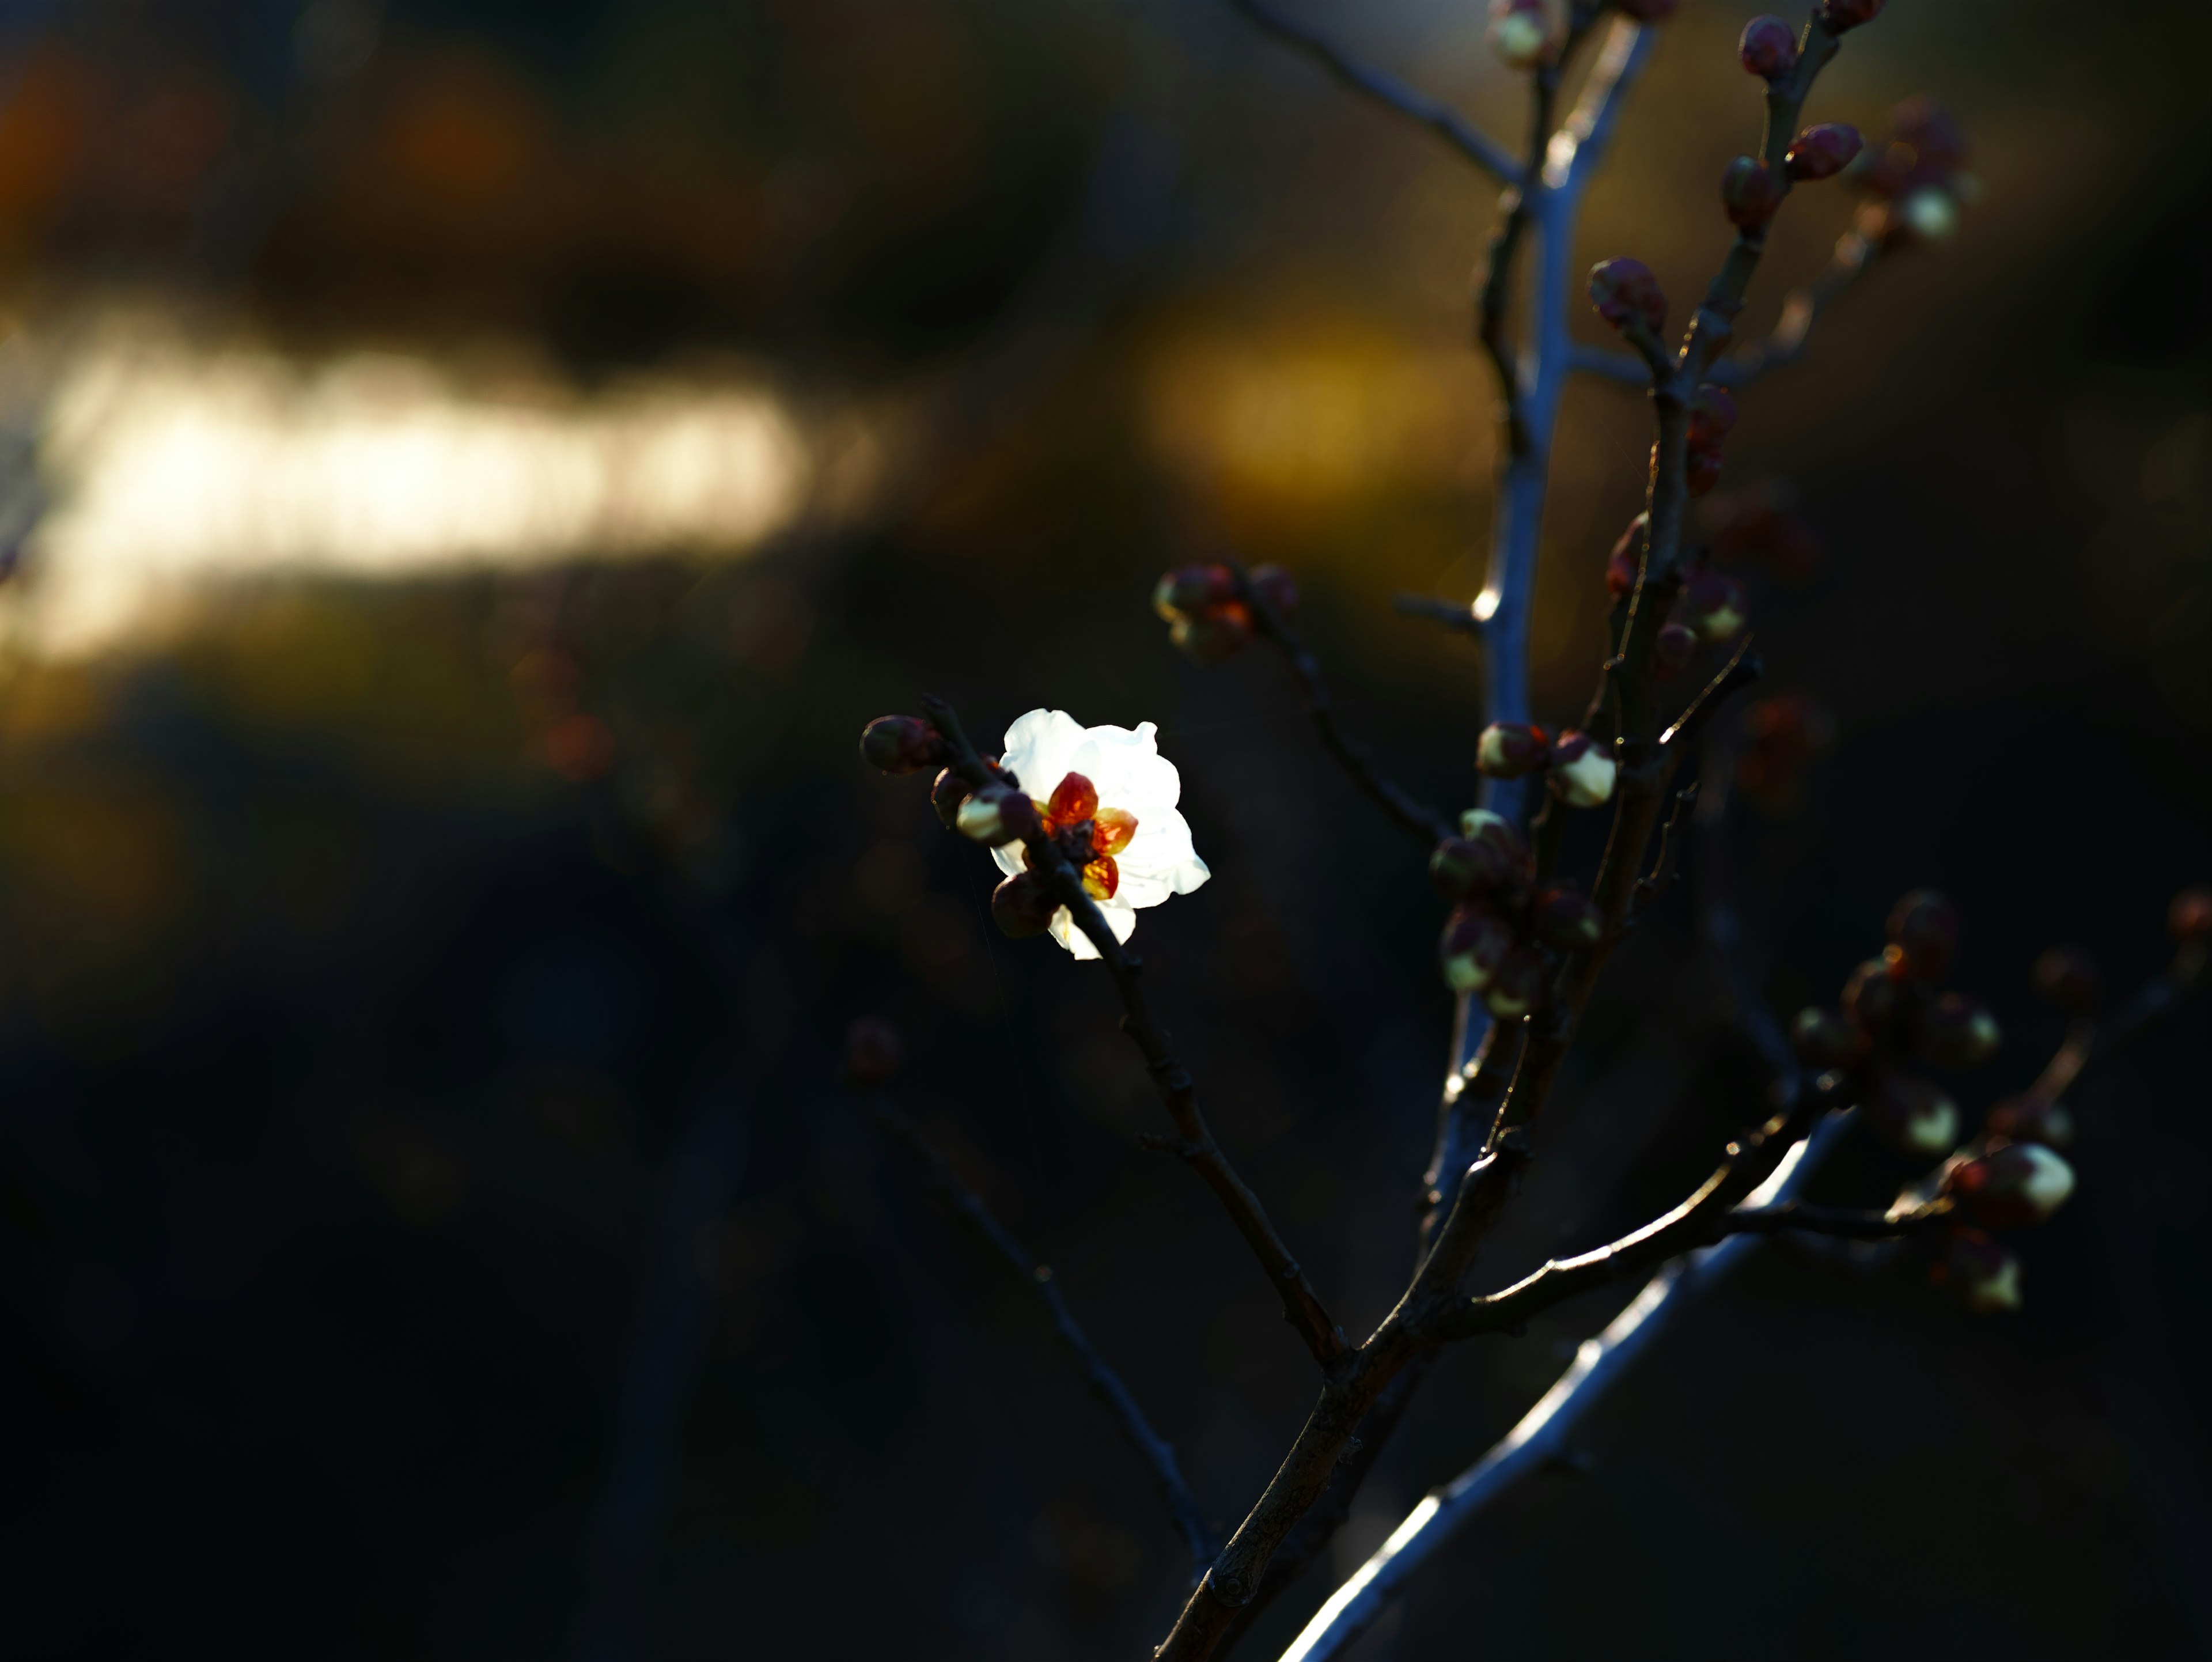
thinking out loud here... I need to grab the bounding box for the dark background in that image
[0,1,2207,1658]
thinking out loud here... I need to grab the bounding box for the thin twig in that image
[868,1093,1221,1576]
[1241,575,1458,847]
[923,695,1350,1369]
[1226,0,1516,181]
[1390,592,1484,639]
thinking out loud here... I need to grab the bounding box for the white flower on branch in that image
[992,709,1210,960]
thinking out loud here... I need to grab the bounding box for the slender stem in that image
[923,695,1350,1369]
[1225,0,1518,181]
[868,1093,1221,1576]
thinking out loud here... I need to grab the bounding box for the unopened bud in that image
[990,872,1059,938]
[1865,1070,1960,1157]
[1169,603,1255,664]
[1482,945,1546,1020]
[1249,563,1300,615]
[861,715,948,775]
[1689,384,1738,448]
[1487,0,1560,69]
[1478,721,1551,779]
[1984,1094,2075,1150]
[1606,514,1647,599]
[1441,905,1517,994]
[1737,15,1798,81]
[1721,157,1782,230]
[956,786,1039,846]
[1899,187,1959,241]
[844,1017,902,1086]
[1548,730,1618,808]
[1460,808,1532,870]
[1588,258,1666,334]
[1532,884,1603,951]
[1944,1141,2075,1229]
[1817,0,1887,32]
[2031,946,2101,1014]
[1790,1005,1859,1070]
[1785,122,1863,183]
[1431,836,1510,901]
[931,767,971,828]
[1885,888,1960,981]
[1937,1229,2022,1312]
[1652,622,1698,682]
[1685,448,1724,497]
[1152,563,1236,621]
[1680,570,1748,642]
[1842,956,1902,1031]
[2170,885,2212,944]
[1918,992,2001,1070]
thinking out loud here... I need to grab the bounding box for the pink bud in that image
[1606,514,1647,599]
[1588,258,1666,334]
[1785,123,1863,182]
[1152,563,1236,621]
[1459,808,1532,874]
[1476,721,1551,779]
[1547,730,1618,808]
[1721,157,1782,230]
[1440,904,1517,995]
[1944,1142,2075,1229]
[1652,621,1698,682]
[1817,0,1886,32]
[1689,384,1738,448]
[1532,884,1603,951]
[861,715,949,775]
[1685,447,1724,497]
[1916,992,2001,1070]
[1790,1005,1859,1070]
[1168,601,1254,664]
[1863,1070,1960,1157]
[1249,563,1299,615]
[1984,1095,2075,1150]
[930,767,970,828]
[1680,570,1747,642]
[1885,889,1960,982]
[1737,15,1797,81]
[990,872,1059,938]
[2031,947,2101,1014]
[1435,817,1530,902]
[1937,1229,2021,1312]
[844,1017,903,1086]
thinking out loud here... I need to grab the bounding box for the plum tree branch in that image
[922,695,1350,1369]
[866,1092,1220,1575]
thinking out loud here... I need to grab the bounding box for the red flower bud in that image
[1652,622,1698,682]
[1532,883,1603,951]
[1984,1094,2075,1150]
[2031,947,2101,1014]
[1689,384,1738,447]
[2170,885,2212,944]
[1606,513,1647,599]
[844,1017,903,1086]
[1249,563,1299,615]
[1785,122,1863,183]
[1863,1070,1960,1157]
[1916,993,2001,1070]
[1944,1142,2075,1229]
[1477,721,1551,779]
[860,715,949,775]
[990,872,1059,938]
[1685,446,1724,497]
[1483,945,1546,1020]
[1817,0,1886,32]
[1441,904,1517,995]
[1737,15,1798,81]
[1721,157,1782,230]
[1679,570,1747,642]
[1152,563,1236,620]
[1936,1228,2021,1312]
[1885,889,1960,982]
[1548,730,1618,808]
[930,766,970,828]
[1169,601,1255,664]
[1588,258,1666,333]
[1790,1005,1860,1070]
[1841,957,1902,1031]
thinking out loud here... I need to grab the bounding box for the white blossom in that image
[991,709,1210,959]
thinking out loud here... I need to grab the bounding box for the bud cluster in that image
[1432,809,1600,1019]
[1150,562,1297,665]
[1474,721,1618,809]
[1789,889,2002,1157]
[1857,97,1975,248]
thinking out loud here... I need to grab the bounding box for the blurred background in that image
[0,1,2207,1657]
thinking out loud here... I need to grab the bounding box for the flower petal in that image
[1049,898,1138,959]
[999,709,1088,800]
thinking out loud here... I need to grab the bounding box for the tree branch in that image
[1390,592,1484,639]
[1226,0,1517,182]
[1240,573,1458,846]
[868,1092,1221,1576]
[923,695,1350,1369]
